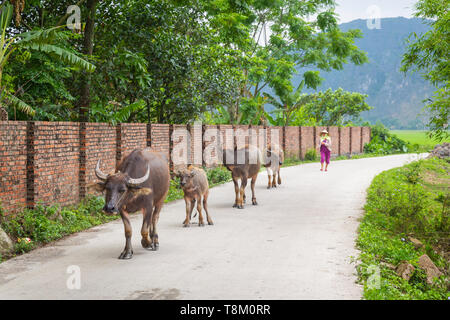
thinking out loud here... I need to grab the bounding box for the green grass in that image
[390,130,449,152]
[357,158,449,300]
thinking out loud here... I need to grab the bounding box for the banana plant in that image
[0,3,95,116]
[263,80,313,126]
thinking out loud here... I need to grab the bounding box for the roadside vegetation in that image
[356,158,449,299]
[0,166,231,263]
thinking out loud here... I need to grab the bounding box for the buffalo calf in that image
[177,166,213,227]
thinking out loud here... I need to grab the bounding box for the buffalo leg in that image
[232,177,240,208]
[119,210,133,259]
[141,204,153,250]
[238,175,247,209]
[272,170,277,188]
[251,174,258,205]
[183,197,192,227]
[197,198,205,227]
[267,167,273,189]
[203,190,213,225]
[277,168,281,185]
[190,199,196,219]
[150,203,163,250]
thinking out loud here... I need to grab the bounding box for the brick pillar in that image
[116,124,122,162]
[169,124,174,172]
[298,126,302,159]
[147,123,152,147]
[360,127,364,153]
[313,127,317,151]
[26,121,35,209]
[79,122,87,200]
[338,127,342,156]
[349,126,353,155]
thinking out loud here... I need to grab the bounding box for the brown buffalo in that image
[177,165,213,227]
[93,148,169,259]
[263,146,284,189]
[222,145,262,209]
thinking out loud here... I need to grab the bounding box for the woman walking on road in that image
[319,129,332,172]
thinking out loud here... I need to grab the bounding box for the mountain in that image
[291,17,435,129]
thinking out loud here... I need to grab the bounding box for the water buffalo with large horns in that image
[93,148,170,259]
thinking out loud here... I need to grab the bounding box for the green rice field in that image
[390,130,449,151]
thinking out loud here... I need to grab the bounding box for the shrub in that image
[364,122,413,154]
[206,166,231,186]
[304,148,318,161]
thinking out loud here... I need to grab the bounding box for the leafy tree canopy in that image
[401,0,449,140]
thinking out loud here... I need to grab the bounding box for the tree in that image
[263,81,313,126]
[265,87,371,127]
[297,88,371,126]
[401,0,449,140]
[0,2,94,119]
[236,0,368,124]
[77,0,98,122]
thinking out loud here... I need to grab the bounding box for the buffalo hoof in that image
[198,222,205,227]
[267,186,271,189]
[237,205,244,209]
[232,203,238,208]
[152,243,159,251]
[141,238,153,249]
[252,199,258,205]
[118,250,133,260]
[183,223,190,228]
[208,221,214,226]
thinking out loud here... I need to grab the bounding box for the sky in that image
[334,0,418,23]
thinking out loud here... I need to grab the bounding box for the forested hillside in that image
[292,17,436,129]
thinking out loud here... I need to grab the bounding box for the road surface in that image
[0,154,425,299]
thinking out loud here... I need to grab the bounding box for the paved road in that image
[0,154,425,300]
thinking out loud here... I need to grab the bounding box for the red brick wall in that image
[300,127,314,159]
[0,121,371,212]
[328,126,339,156]
[351,127,362,154]
[340,127,351,155]
[362,127,371,151]
[203,125,220,167]
[235,125,249,149]
[315,126,327,154]
[85,123,116,189]
[268,126,282,150]
[150,124,170,160]
[171,124,188,171]
[32,122,79,207]
[120,123,147,159]
[189,124,202,166]
[0,122,27,214]
[219,125,234,151]
[285,126,299,159]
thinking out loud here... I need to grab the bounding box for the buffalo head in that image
[177,168,197,189]
[94,160,150,215]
